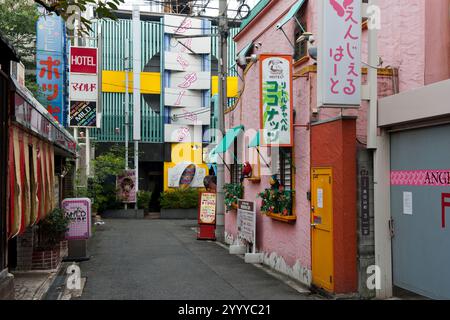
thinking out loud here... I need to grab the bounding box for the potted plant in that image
[258,185,294,219]
[224,183,244,211]
[33,208,70,270]
[160,188,200,219]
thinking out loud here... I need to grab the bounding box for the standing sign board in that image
[62,198,92,240]
[69,46,99,127]
[237,200,256,245]
[198,192,217,240]
[260,54,293,147]
[317,0,362,107]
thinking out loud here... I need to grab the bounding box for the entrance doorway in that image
[311,168,334,292]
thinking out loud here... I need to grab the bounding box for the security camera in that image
[296,32,314,44]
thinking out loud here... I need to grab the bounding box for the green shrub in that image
[137,191,152,211]
[37,208,71,250]
[160,188,200,209]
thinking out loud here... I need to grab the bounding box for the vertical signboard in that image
[117,170,137,204]
[62,198,92,240]
[260,54,293,147]
[360,169,370,236]
[317,0,362,107]
[36,11,66,125]
[162,15,211,144]
[69,47,99,127]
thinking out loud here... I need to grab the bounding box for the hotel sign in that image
[260,54,293,147]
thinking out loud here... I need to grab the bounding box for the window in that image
[230,139,243,185]
[294,6,308,62]
[279,147,294,191]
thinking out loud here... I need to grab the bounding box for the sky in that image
[118,0,259,19]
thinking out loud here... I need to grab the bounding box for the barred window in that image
[279,148,293,191]
[230,139,242,185]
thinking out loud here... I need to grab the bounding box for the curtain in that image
[9,126,22,238]
[22,133,31,229]
[30,135,39,225]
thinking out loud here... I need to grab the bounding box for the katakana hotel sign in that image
[260,54,294,147]
[317,0,362,107]
[36,10,66,125]
[69,46,99,128]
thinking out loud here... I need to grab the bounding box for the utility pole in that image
[124,37,129,210]
[216,0,228,242]
[133,5,141,211]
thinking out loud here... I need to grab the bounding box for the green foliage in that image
[258,188,293,216]
[38,208,70,249]
[224,183,244,211]
[160,188,200,210]
[137,191,152,212]
[33,0,125,34]
[0,0,39,60]
[89,144,125,213]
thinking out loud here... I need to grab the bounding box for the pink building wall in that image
[225,0,439,287]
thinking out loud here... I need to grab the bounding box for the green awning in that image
[248,131,260,148]
[276,0,306,30]
[212,125,245,154]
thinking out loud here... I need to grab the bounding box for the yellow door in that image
[311,168,334,292]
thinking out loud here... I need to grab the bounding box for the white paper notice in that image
[403,192,413,215]
[317,189,324,209]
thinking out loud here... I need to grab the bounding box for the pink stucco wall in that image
[425,0,450,84]
[225,0,436,285]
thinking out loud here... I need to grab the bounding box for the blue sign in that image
[36,10,67,126]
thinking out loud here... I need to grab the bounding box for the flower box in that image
[263,212,297,224]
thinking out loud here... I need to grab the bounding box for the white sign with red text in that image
[69,46,99,128]
[317,0,362,107]
[69,74,98,101]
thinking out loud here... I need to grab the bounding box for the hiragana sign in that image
[260,54,294,147]
[317,0,362,107]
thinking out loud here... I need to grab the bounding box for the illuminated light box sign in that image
[199,193,217,225]
[70,47,98,74]
[70,101,97,128]
[260,54,294,147]
[317,0,362,107]
[62,198,92,240]
[69,46,99,128]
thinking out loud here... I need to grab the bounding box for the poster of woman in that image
[117,170,137,203]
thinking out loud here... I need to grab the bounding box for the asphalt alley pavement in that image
[76,219,317,300]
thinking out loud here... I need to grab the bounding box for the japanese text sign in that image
[36,12,66,125]
[237,200,256,244]
[318,0,362,107]
[69,46,99,128]
[260,54,294,146]
[62,198,92,240]
[198,192,217,225]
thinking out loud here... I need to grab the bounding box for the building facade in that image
[222,0,450,298]
[88,10,240,210]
